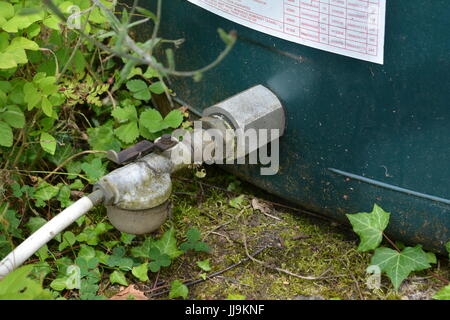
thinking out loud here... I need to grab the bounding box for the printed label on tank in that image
[187,0,386,64]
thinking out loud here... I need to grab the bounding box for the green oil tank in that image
[139,0,450,253]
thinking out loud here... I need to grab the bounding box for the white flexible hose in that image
[0,196,96,279]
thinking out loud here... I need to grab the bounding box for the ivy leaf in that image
[81,158,106,183]
[58,231,76,251]
[57,185,73,208]
[370,245,431,290]
[126,79,150,101]
[110,270,128,286]
[180,228,210,253]
[76,223,113,246]
[130,237,154,258]
[107,246,134,271]
[169,280,188,299]
[132,263,149,282]
[0,120,13,147]
[346,204,390,252]
[40,132,57,155]
[433,285,450,300]
[148,247,171,272]
[196,259,211,272]
[153,227,183,259]
[25,217,47,233]
[229,194,245,209]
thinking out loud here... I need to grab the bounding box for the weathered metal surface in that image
[136,1,450,253]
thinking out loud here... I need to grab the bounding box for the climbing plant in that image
[0,0,234,300]
[347,204,448,294]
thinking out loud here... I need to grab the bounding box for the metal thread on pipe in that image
[0,191,104,279]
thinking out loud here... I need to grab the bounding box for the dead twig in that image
[146,246,269,298]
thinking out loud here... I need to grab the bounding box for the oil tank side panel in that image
[148,0,450,252]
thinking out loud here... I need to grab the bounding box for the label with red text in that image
[188,0,386,64]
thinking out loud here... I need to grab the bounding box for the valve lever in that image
[106,135,178,165]
[107,140,155,164]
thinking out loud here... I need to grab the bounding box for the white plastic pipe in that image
[0,195,98,279]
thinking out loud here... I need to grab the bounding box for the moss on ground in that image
[142,166,449,300]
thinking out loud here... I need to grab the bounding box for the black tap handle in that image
[106,140,155,164]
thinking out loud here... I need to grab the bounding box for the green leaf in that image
[346,204,390,252]
[148,247,171,272]
[126,79,150,101]
[0,2,14,20]
[114,121,139,144]
[1,10,44,33]
[169,280,188,299]
[50,277,67,291]
[140,108,165,133]
[81,158,106,183]
[1,105,25,128]
[33,181,59,206]
[40,132,57,155]
[111,105,137,122]
[78,245,96,260]
[6,48,28,65]
[149,81,165,94]
[433,285,450,300]
[180,228,210,253]
[107,246,134,271]
[163,110,183,129]
[23,82,40,110]
[0,264,53,300]
[153,227,183,259]
[7,37,39,51]
[87,122,121,151]
[0,120,13,147]
[0,52,17,69]
[426,252,437,265]
[229,194,245,209]
[196,259,211,272]
[25,217,47,233]
[370,245,431,290]
[132,263,149,282]
[110,270,128,286]
[36,244,49,261]
[58,186,73,208]
[120,233,136,245]
[58,231,76,251]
